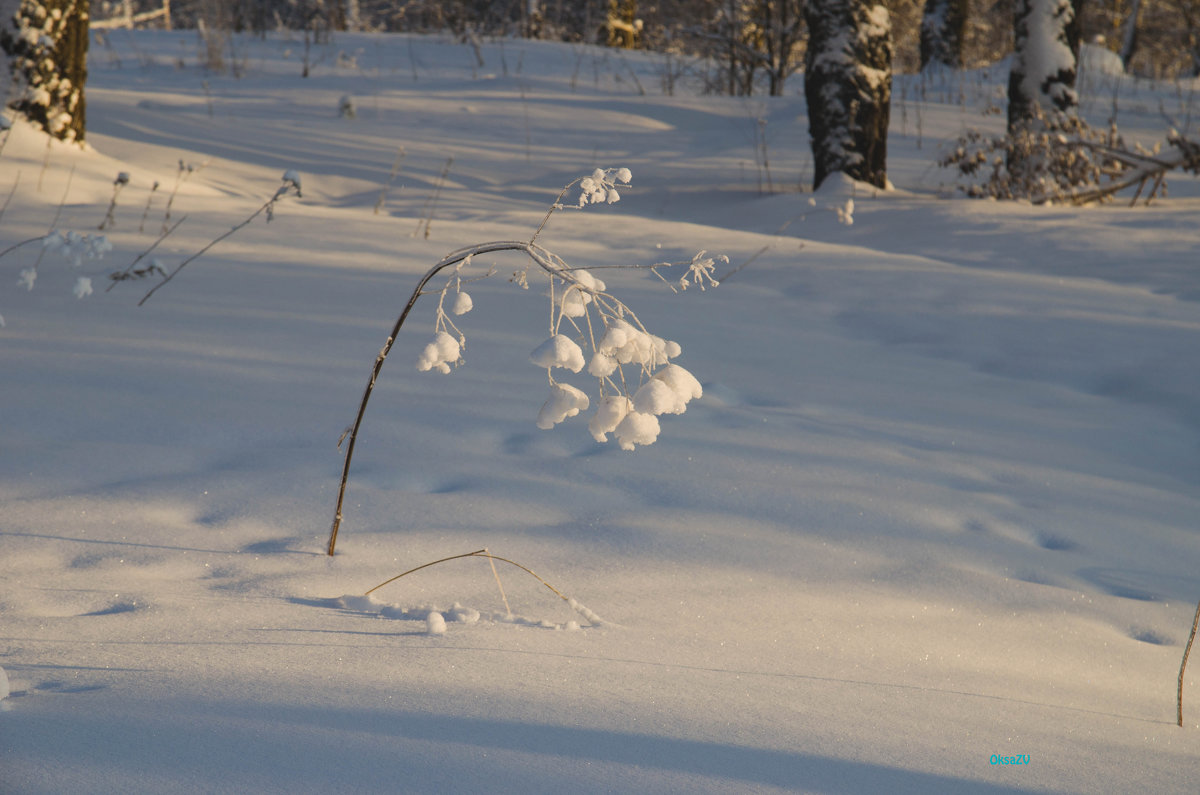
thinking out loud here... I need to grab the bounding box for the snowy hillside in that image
[2,31,1199,793]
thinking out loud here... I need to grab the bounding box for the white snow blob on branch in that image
[536,383,591,429]
[577,167,632,207]
[416,331,462,374]
[451,291,473,315]
[530,334,587,373]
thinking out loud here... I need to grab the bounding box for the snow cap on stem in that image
[530,334,586,373]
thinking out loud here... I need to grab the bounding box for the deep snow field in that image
[2,30,1200,793]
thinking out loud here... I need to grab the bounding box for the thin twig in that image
[1179,596,1200,727]
[364,549,487,596]
[484,549,513,616]
[139,181,160,233]
[32,166,75,271]
[374,146,406,215]
[361,549,603,624]
[106,216,186,292]
[0,235,45,261]
[414,156,453,240]
[0,171,20,226]
[138,184,297,306]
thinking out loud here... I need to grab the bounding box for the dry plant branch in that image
[413,156,453,239]
[134,174,300,305]
[327,169,715,556]
[98,172,130,230]
[362,548,608,626]
[106,216,186,291]
[0,171,20,226]
[1179,596,1200,727]
[374,146,406,215]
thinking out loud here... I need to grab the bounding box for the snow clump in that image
[557,269,605,317]
[451,291,473,315]
[530,334,586,373]
[416,331,461,373]
[426,612,447,635]
[578,167,632,207]
[614,410,660,450]
[536,383,590,429]
[588,395,633,442]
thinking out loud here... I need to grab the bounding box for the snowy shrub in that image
[327,168,723,554]
[940,112,1200,205]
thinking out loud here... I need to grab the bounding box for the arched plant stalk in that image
[1179,596,1200,727]
[326,169,718,556]
[327,238,665,555]
[328,240,536,555]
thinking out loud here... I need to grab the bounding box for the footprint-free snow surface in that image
[2,32,1199,793]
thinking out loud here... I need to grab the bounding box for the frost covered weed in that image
[138,180,161,233]
[1,229,112,306]
[162,159,206,234]
[98,171,131,230]
[327,168,722,555]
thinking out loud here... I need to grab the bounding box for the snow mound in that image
[1079,43,1125,77]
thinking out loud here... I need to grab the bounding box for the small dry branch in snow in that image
[362,548,609,628]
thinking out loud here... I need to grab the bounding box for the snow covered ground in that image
[2,31,1199,793]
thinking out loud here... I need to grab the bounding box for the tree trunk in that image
[804,0,893,190]
[1007,0,1084,134]
[1119,0,1144,72]
[1,0,89,142]
[919,0,968,70]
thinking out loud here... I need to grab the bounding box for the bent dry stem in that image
[363,548,607,626]
[325,167,710,556]
[1179,596,1200,727]
[328,239,599,556]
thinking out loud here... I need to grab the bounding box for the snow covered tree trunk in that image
[1007,0,1084,134]
[919,0,968,70]
[804,0,893,190]
[0,0,88,142]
